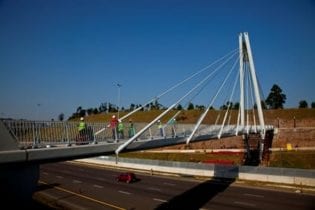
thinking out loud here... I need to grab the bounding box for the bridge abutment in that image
[243,130,274,166]
[0,121,40,206]
[0,163,40,206]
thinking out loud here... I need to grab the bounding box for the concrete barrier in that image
[74,156,315,187]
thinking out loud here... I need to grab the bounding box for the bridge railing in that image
[1,120,113,148]
[1,120,196,148]
[1,119,273,149]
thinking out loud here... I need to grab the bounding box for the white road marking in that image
[243,193,264,198]
[56,176,63,179]
[234,201,256,207]
[163,182,175,186]
[118,190,131,195]
[153,198,167,203]
[148,187,162,192]
[93,184,103,188]
[72,180,82,184]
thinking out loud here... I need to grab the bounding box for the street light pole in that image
[37,103,41,121]
[117,83,122,119]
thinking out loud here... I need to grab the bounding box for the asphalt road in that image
[34,161,315,210]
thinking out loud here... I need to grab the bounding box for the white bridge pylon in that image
[239,32,265,138]
[115,32,268,155]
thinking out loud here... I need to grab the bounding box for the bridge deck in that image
[0,120,273,164]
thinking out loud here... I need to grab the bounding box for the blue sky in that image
[0,0,314,120]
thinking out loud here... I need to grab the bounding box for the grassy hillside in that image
[79,108,315,124]
[118,150,315,169]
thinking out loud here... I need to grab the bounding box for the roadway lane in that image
[35,161,315,210]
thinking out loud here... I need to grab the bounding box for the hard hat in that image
[80,117,84,121]
[112,115,116,118]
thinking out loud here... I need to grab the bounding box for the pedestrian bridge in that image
[0,32,275,204]
[0,119,273,164]
[1,32,275,164]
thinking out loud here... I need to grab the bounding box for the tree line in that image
[59,84,314,121]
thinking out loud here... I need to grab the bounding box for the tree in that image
[220,104,227,110]
[195,105,205,110]
[176,104,183,110]
[299,100,308,108]
[87,108,94,115]
[129,103,136,111]
[99,102,108,113]
[187,102,194,110]
[79,109,86,117]
[254,100,267,110]
[312,102,315,109]
[76,106,82,114]
[58,113,64,121]
[220,101,232,110]
[265,84,286,109]
[232,102,239,110]
[93,108,98,114]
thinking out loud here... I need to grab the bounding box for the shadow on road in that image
[155,178,235,210]
[36,182,60,191]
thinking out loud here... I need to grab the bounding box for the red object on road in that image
[116,172,137,183]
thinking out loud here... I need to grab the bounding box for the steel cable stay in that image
[217,63,240,139]
[207,66,236,136]
[115,50,239,155]
[204,57,239,138]
[155,50,239,137]
[121,48,238,139]
[118,48,239,122]
[162,80,210,133]
[198,56,239,138]
[95,49,238,137]
[161,55,231,134]
[186,55,238,145]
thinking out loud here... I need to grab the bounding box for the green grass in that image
[119,151,245,165]
[74,108,315,124]
[268,150,315,169]
[118,150,315,169]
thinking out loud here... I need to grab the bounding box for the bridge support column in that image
[243,134,251,160]
[0,121,40,206]
[0,163,40,206]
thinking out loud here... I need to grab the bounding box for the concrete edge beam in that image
[0,150,27,163]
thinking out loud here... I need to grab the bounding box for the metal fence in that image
[1,119,273,149]
[1,120,195,148]
[2,120,111,148]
